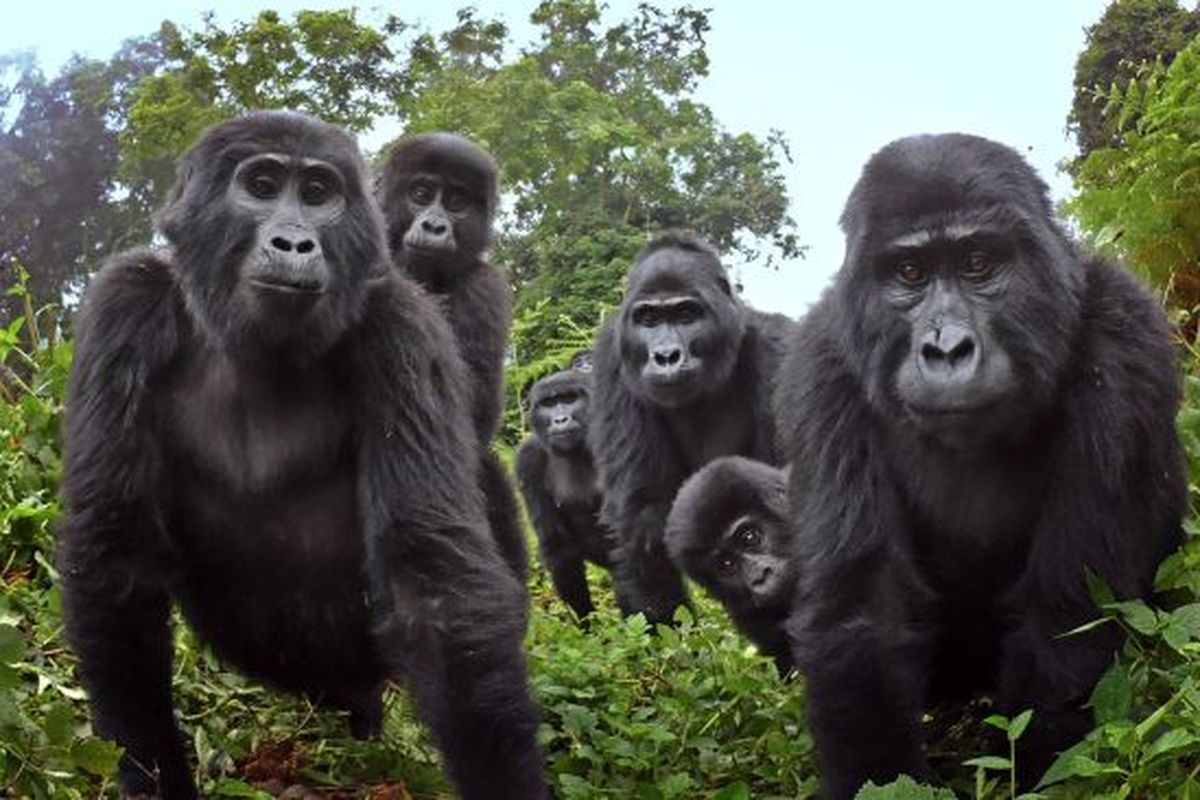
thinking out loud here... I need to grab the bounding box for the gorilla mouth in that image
[249,277,325,295]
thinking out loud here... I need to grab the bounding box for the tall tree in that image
[0,36,163,316]
[1068,0,1200,168]
[1066,34,1200,309]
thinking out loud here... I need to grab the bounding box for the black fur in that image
[58,111,545,800]
[775,133,1185,798]
[665,456,795,676]
[377,132,527,580]
[590,231,795,624]
[516,368,617,620]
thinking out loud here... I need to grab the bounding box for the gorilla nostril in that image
[653,349,682,367]
[296,240,316,254]
[270,236,294,252]
[947,337,975,366]
[921,342,946,363]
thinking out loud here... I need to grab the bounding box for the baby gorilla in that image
[665,457,796,676]
[516,367,619,620]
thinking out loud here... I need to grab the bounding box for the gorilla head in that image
[158,111,383,358]
[377,132,498,284]
[527,369,591,456]
[835,134,1083,450]
[666,456,794,612]
[616,231,745,409]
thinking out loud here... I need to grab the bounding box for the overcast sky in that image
[2,1,1110,315]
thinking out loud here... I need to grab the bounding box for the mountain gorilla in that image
[776,133,1185,798]
[591,231,794,625]
[58,111,544,800]
[377,132,527,579]
[665,456,796,677]
[516,367,617,620]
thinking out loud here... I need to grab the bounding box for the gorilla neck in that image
[666,380,755,472]
[546,448,598,507]
[405,251,477,292]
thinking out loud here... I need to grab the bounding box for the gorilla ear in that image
[156,162,196,243]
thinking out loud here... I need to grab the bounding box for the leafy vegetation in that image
[5,1,1200,797]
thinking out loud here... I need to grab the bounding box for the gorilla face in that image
[838,134,1085,450]
[618,245,744,409]
[530,374,590,456]
[708,513,795,608]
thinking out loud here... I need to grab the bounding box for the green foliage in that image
[1066,33,1200,304]
[1068,0,1200,165]
[119,10,410,217]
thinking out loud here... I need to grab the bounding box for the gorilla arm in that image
[590,321,690,623]
[516,440,594,619]
[58,251,197,799]
[349,272,544,800]
[995,260,1184,782]
[776,301,932,796]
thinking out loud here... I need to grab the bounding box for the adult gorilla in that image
[59,111,544,800]
[591,231,794,624]
[665,456,796,676]
[377,132,527,579]
[776,133,1184,798]
[516,366,617,620]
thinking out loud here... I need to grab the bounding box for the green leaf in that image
[964,756,1013,771]
[712,782,751,800]
[69,737,123,776]
[0,625,25,664]
[1090,663,1134,724]
[1007,709,1034,741]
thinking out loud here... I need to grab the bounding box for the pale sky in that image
[2,1,1110,316]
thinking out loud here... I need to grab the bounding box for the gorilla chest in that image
[904,455,1043,590]
[161,351,352,496]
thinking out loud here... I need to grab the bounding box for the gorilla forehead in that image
[381,132,498,198]
[185,110,367,193]
[841,133,1053,239]
[528,370,588,404]
[627,233,727,296]
[673,458,783,536]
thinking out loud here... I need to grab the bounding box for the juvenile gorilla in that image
[591,231,794,624]
[665,456,796,676]
[516,367,618,620]
[59,112,544,800]
[377,132,527,579]
[776,133,1185,798]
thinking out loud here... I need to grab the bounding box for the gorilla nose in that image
[270,234,318,256]
[551,414,571,429]
[421,217,449,235]
[652,347,683,368]
[920,323,978,377]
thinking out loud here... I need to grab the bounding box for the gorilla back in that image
[776,133,1184,798]
[59,111,544,800]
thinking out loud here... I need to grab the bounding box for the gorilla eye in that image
[244,170,281,200]
[896,260,928,286]
[673,302,704,324]
[964,250,993,278]
[717,554,738,575]
[444,189,471,213]
[736,524,762,548]
[300,171,338,205]
[409,183,435,206]
[632,307,663,327]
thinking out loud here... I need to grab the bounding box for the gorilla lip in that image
[248,276,325,295]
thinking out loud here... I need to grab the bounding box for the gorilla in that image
[377,132,527,579]
[58,111,545,800]
[775,133,1185,798]
[516,366,618,620]
[665,456,796,677]
[591,230,795,625]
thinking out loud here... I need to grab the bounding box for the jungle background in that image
[4,1,1200,797]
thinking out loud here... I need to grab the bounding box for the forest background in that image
[5,1,1200,797]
